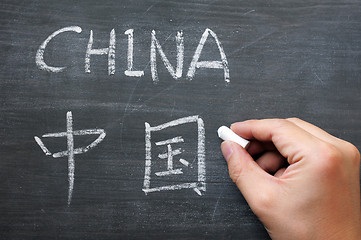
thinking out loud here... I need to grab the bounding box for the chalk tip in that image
[217,125,250,149]
[217,126,228,138]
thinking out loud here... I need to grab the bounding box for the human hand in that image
[220,118,361,240]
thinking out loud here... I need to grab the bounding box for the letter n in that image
[150,30,184,83]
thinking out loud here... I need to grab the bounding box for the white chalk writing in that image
[150,30,184,83]
[187,28,230,83]
[124,29,144,77]
[34,111,106,205]
[36,27,230,84]
[85,29,116,75]
[143,116,206,196]
[35,26,82,73]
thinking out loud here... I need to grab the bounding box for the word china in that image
[36,26,230,84]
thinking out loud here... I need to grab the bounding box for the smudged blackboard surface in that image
[1,0,361,239]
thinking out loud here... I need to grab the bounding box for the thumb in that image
[221,141,277,212]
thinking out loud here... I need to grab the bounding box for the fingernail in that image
[221,141,234,162]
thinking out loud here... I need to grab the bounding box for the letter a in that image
[186,29,230,84]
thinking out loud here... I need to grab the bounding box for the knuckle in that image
[269,119,292,140]
[343,142,360,165]
[267,119,290,133]
[316,142,343,172]
[278,118,295,128]
[228,167,240,184]
[274,118,289,126]
[287,117,301,123]
[316,141,361,175]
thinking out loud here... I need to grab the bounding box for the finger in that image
[231,119,320,164]
[286,118,343,146]
[221,141,276,207]
[256,151,286,174]
[247,140,276,156]
[274,168,287,178]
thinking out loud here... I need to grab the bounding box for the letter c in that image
[35,26,82,73]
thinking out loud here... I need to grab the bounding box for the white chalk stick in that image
[217,126,250,149]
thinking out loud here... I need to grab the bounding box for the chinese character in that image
[143,115,205,196]
[34,111,106,205]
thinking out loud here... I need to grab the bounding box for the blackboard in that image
[1,0,361,239]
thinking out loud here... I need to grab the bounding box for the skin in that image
[220,118,361,240]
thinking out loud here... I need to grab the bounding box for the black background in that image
[1,0,361,239]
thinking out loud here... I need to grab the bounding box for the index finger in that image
[231,119,320,164]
